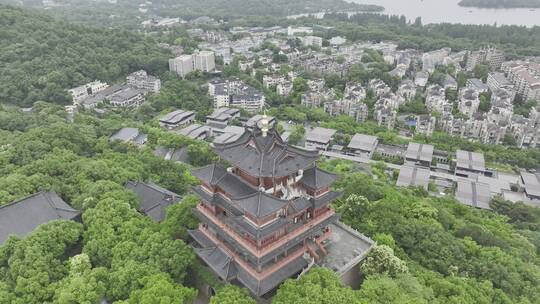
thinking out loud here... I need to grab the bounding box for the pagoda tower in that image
[189,118,369,296]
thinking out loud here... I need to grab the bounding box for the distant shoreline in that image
[458,0,540,9]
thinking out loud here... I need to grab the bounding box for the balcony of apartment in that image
[196,202,335,259]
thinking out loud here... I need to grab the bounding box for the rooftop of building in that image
[456,150,486,172]
[320,221,375,275]
[520,172,540,198]
[396,166,430,190]
[347,133,379,152]
[306,127,337,144]
[160,109,195,124]
[125,181,182,222]
[405,142,434,163]
[0,191,80,244]
[214,127,320,178]
[456,180,491,210]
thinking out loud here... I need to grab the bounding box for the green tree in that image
[360,245,408,277]
[210,285,255,304]
[273,268,357,304]
[117,273,197,304]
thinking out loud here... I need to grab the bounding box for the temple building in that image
[189,117,374,297]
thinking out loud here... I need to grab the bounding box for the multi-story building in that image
[195,51,216,72]
[414,115,437,137]
[69,81,109,103]
[301,36,323,48]
[301,89,335,109]
[126,70,161,93]
[349,103,369,123]
[425,85,450,114]
[374,104,397,130]
[422,48,451,72]
[487,72,514,94]
[208,78,265,113]
[169,51,216,78]
[169,55,195,78]
[397,80,417,101]
[466,46,504,71]
[189,125,374,297]
[458,88,480,118]
[368,79,391,97]
[276,81,293,96]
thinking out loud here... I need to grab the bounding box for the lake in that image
[348,0,540,27]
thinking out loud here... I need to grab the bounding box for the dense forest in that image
[0,0,382,27]
[0,6,170,107]
[0,103,539,303]
[459,0,540,8]
[317,13,540,58]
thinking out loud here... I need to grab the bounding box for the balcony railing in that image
[196,203,334,258]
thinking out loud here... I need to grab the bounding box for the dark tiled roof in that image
[194,246,237,281]
[229,216,290,239]
[0,191,80,244]
[213,128,319,178]
[192,164,257,198]
[299,167,338,190]
[313,191,343,209]
[232,191,288,218]
[125,181,182,222]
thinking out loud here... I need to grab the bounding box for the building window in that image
[294,217,298,224]
[307,212,311,219]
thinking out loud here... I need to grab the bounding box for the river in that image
[348,0,540,27]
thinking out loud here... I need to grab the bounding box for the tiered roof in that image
[213,128,319,178]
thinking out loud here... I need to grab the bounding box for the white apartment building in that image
[126,70,161,93]
[169,51,216,78]
[68,81,109,103]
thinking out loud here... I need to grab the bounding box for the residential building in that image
[0,191,80,244]
[125,181,182,222]
[348,103,369,123]
[425,85,450,114]
[169,51,216,78]
[397,80,417,101]
[126,70,161,93]
[414,115,437,137]
[458,88,480,118]
[467,78,489,93]
[374,105,397,130]
[301,36,323,48]
[195,51,216,72]
[169,55,195,78]
[347,134,378,158]
[159,110,196,129]
[368,79,391,97]
[305,127,336,151]
[422,48,451,72]
[442,75,458,91]
[414,71,429,88]
[209,79,265,113]
[487,72,514,94]
[466,47,504,71]
[69,80,108,103]
[396,166,431,190]
[189,125,373,297]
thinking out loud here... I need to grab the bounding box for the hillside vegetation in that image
[0,6,169,107]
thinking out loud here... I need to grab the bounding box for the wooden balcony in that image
[196,203,335,258]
